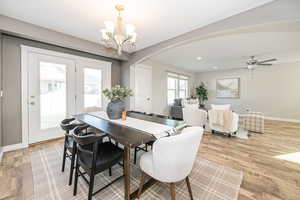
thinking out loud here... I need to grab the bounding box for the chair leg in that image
[185,177,193,200]
[68,147,76,185]
[134,147,138,165]
[109,167,112,176]
[73,159,79,196]
[88,172,95,200]
[170,183,176,200]
[137,171,146,199]
[61,137,67,172]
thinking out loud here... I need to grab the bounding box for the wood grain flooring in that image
[0,120,300,200]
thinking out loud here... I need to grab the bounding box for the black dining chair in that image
[72,125,124,200]
[133,113,170,164]
[60,118,87,185]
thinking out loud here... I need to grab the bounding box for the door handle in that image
[29,101,35,105]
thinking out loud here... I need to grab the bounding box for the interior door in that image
[28,53,76,143]
[134,64,152,113]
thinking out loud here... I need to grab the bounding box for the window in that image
[167,72,189,104]
[84,68,102,108]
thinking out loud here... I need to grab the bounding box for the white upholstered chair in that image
[137,127,204,200]
[183,105,207,127]
[208,104,239,136]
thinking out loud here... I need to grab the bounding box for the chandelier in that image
[101,4,137,55]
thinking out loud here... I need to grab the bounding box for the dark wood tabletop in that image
[74,112,184,148]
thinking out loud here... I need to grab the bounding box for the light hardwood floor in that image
[0,120,300,200]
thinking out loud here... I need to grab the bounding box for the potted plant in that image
[102,85,133,119]
[195,82,208,108]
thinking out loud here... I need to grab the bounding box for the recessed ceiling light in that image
[196,56,203,61]
[213,66,219,70]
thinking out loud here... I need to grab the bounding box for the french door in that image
[26,49,111,144]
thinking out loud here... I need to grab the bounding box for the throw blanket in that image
[88,111,174,139]
[210,110,233,132]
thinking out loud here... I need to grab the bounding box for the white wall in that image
[140,60,196,115]
[196,62,300,121]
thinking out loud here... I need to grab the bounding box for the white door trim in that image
[21,45,111,145]
[21,46,29,147]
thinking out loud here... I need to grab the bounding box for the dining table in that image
[74,111,185,200]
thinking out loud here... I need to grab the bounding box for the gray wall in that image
[120,62,131,110]
[1,34,121,146]
[0,15,129,61]
[196,62,300,120]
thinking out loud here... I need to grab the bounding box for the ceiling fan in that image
[245,56,277,70]
[242,56,277,79]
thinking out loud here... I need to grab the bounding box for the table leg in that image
[124,146,131,200]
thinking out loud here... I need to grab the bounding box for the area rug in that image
[30,143,243,200]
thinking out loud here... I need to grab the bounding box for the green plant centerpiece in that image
[195,82,208,108]
[102,85,133,119]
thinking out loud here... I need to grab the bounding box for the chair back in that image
[72,125,97,145]
[183,107,207,127]
[152,126,204,183]
[60,118,85,135]
[72,125,103,171]
[174,98,182,106]
[208,109,239,133]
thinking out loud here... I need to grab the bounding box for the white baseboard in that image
[239,114,300,123]
[264,117,300,123]
[2,143,28,153]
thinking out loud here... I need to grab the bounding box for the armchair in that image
[208,104,239,137]
[170,98,183,119]
[137,127,204,200]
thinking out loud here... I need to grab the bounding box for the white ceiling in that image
[0,0,273,51]
[151,29,300,72]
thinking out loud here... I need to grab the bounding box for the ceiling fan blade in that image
[258,58,277,64]
[257,63,272,66]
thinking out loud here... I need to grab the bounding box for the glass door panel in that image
[84,68,102,109]
[40,62,67,129]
